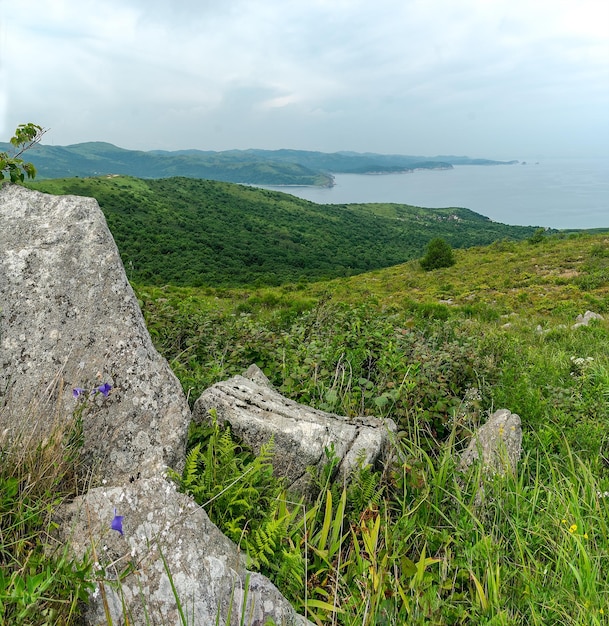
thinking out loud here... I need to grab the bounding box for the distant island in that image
[2,140,519,186]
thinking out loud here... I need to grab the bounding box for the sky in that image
[1,0,608,159]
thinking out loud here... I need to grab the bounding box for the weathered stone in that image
[2,185,311,625]
[58,477,310,626]
[0,184,190,484]
[193,364,397,493]
[459,408,522,476]
[572,310,604,329]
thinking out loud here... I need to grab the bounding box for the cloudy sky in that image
[1,0,608,159]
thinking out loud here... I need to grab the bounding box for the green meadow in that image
[3,177,609,624]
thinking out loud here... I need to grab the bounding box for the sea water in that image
[262,158,609,230]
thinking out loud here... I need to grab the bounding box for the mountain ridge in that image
[6,140,518,185]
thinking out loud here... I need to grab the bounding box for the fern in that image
[248,502,288,568]
[346,460,384,518]
[180,442,202,494]
[171,412,310,608]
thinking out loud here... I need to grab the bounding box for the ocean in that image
[262,158,609,230]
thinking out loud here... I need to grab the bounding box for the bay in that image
[262,158,609,230]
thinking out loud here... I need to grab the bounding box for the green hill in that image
[5,140,517,184]
[8,141,331,185]
[28,175,540,287]
[4,181,609,623]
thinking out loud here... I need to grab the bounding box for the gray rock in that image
[2,185,311,626]
[459,408,522,476]
[573,310,604,329]
[58,477,310,626]
[0,184,190,484]
[193,364,397,493]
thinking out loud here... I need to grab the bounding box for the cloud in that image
[1,0,607,156]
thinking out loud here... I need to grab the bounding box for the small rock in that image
[572,310,604,329]
[459,408,522,477]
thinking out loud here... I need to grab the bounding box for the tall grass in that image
[0,397,92,624]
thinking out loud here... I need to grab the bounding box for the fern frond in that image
[181,442,202,493]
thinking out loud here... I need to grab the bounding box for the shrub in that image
[420,237,456,271]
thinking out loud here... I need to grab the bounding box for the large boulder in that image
[1,184,310,626]
[193,364,397,493]
[0,183,190,484]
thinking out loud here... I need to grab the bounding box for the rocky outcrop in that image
[0,183,190,484]
[59,477,309,626]
[0,184,310,626]
[193,364,397,493]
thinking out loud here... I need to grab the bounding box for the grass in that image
[0,400,92,623]
[2,230,609,623]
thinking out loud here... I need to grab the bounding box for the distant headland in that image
[0,140,518,186]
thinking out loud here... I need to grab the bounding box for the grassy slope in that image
[134,231,609,624]
[3,225,609,623]
[28,175,539,287]
[136,230,609,415]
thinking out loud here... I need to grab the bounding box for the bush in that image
[420,237,456,271]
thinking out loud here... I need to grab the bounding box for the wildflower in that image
[111,508,124,536]
[73,382,112,399]
[569,524,577,534]
[96,383,112,397]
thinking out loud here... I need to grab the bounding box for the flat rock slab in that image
[59,477,310,626]
[193,365,396,493]
[0,184,190,483]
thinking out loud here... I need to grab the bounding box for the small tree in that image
[528,228,546,245]
[420,237,456,271]
[0,123,46,183]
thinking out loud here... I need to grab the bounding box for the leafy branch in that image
[0,123,47,183]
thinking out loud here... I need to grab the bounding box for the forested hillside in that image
[28,175,539,287]
[5,140,517,184]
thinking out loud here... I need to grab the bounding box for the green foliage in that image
[528,227,547,244]
[139,288,489,446]
[0,418,93,624]
[420,237,456,271]
[28,175,538,287]
[0,123,45,183]
[174,412,290,565]
[5,213,609,622]
[136,231,609,623]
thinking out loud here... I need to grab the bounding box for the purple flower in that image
[96,383,112,397]
[72,387,85,399]
[111,508,124,535]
